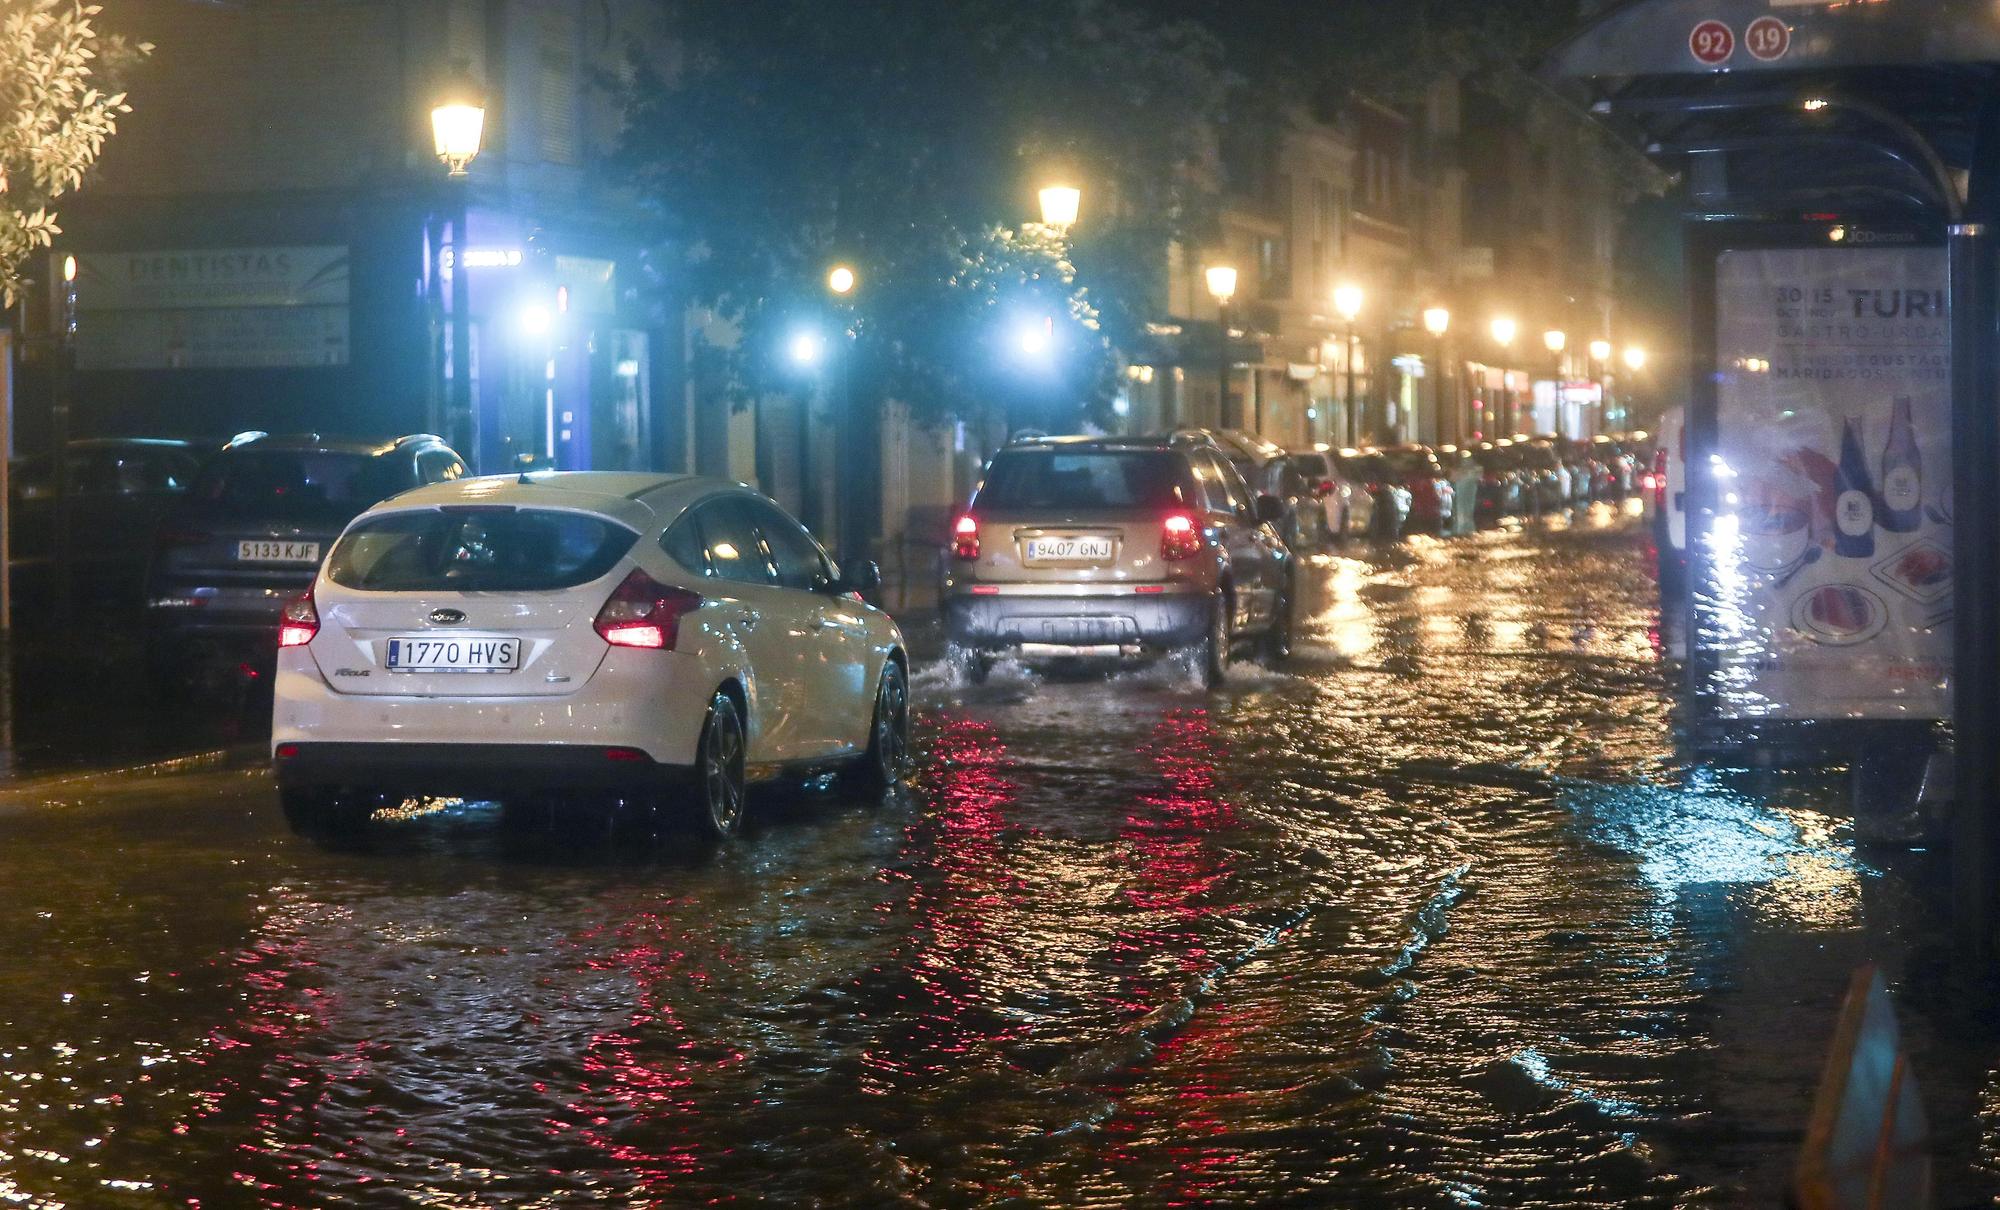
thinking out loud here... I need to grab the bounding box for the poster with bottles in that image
[1711,245,1950,720]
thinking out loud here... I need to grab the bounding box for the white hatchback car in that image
[271,472,910,839]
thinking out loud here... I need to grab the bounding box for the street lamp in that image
[1589,338,1612,363]
[1623,345,1647,371]
[1038,184,1081,231]
[1586,339,1613,437]
[1490,317,1517,433]
[1335,283,1363,445]
[827,264,856,296]
[1543,330,1567,435]
[1423,306,1450,444]
[1207,264,1239,429]
[431,66,485,469]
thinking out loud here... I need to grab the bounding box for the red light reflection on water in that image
[543,906,745,1197]
[1094,708,1261,1202]
[855,713,1031,1088]
[170,913,379,1207]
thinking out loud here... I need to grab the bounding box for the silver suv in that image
[941,434,1294,686]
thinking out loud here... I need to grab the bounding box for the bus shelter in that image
[1549,0,2000,945]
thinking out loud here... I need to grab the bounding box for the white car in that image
[271,473,910,839]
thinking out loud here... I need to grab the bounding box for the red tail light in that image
[1160,512,1202,561]
[952,514,980,561]
[1314,479,1335,497]
[594,569,703,650]
[278,592,318,648]
[1641,472,1659,492]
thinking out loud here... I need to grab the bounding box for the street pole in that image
[1344,323,1358,446]
[1218,301,1233,429]
[50,253,74,638]
[450,186,475,470]
[1433,332,1448,445]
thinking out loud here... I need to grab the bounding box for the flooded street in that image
[2,507,1995,1207]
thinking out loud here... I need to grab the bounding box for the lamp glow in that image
[1038,184,1081,230]
[1490,316,1517,346]
[1623,346,1648,371]
[788,329,826,368]
[1589,338,1612,362]
[1422,306,1449,336]
[430,101,485,177]
[1205,264,1238,303]
[827,264,856,295]
[1333,283,1364,322]
[1544,329,1567,354]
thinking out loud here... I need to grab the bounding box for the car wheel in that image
[1261,576,1295,665]
[1181,593,1230,689]
[946,642,990,686]
[692,690,748,840]
[850,660,911,794]
[280,786,370,838]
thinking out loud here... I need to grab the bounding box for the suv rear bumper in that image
[943,587,1211,655]
[275,741,679,796]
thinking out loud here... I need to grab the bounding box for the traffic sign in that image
[1689,19,1735,65]
[1745,15,1791,61]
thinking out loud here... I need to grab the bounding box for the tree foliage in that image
[618,0,1230,427]
[0,0,148,305]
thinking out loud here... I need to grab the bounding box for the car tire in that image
[1182,593,1230,689]
[691,690,748,840]
[849,660,911,794]
[946,642,990,686]
[280,786,370,838]
[1260,576,1294,665]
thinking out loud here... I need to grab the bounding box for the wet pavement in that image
[2,504,1997,1207]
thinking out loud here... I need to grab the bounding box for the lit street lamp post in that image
[1490,316,1517,433]
[1589,338,1613,437]
[1543,328,1567,434]
[1335,283,1363,445]
[1423,306,1450,445]
[431,69,485,469]
[1207,264,1238,429]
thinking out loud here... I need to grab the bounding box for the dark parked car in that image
[146,432,467,686]
[1334,449,1411,541]
[1285,448,1372,546]
[1518,440,1570,512]
[10,438,204,615]
[1382,445,1455,534]
[1470,441,1527,524]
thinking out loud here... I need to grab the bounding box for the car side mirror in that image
[832,559,881,594]
[1255,494,1285,524]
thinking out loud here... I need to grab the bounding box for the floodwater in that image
[1,505,1995,1207]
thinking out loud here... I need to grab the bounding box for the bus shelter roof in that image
[1546,0,2000,220]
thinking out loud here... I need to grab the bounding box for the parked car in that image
[1591,434,1638,500]
[147,432,468,688]
[271,472,907,839]
[1382,445,1455,534]
[1652,408,1687,587]
[1518,440,1571,512]
[10,437,204,614]
[1176,428,1320,553]
[1559,439,1603,505]
[1285,448,1372,546]
[1335,448,1412,541]
[1437,445,1482,535]
[941,434,1294,687]
[1470,440,1528,524]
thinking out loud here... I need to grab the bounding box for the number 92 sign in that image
[1690,16,1791,67]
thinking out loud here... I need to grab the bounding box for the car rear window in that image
[326,508,637,591]
[193,450,406,516]
[975,450,1196,511]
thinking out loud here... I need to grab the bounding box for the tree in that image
[617,0,1230,428]
[0,1,149,306]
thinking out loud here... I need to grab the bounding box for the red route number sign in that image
[1689,19,1735,65]
[1745,15,1791,61]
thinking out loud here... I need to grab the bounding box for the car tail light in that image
[594,569,703,650]
[278,593,318,648]
[1314,479,1335,497]
[951,514,980,561]
[157,527,210,548]
[1641,472,1659,492]
[1160,512,1202,561]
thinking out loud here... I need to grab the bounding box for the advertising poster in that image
[1712,246,1950,720]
